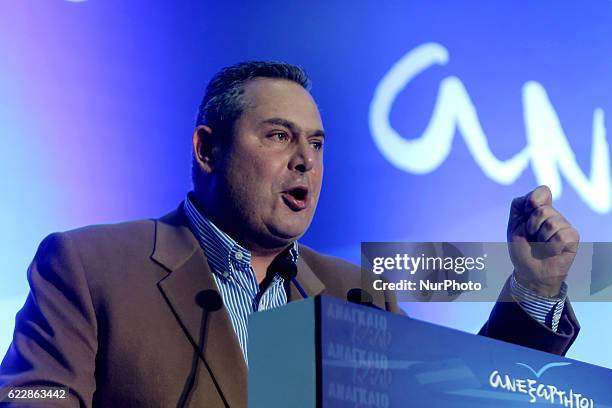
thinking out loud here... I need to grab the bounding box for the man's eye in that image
[270,132,289,142]
[311,141,324,151]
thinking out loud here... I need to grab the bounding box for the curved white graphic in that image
[516,361,572,378]
[369,42,611,213]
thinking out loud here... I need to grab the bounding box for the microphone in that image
[196,289,223,312]
[346,288,382,310]
[178,290,228,408]
[273,257,309,299]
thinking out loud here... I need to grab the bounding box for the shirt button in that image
[235,251,244,261]
[222,270,230,278]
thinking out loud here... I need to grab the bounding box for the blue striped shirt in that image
[510,273,567,332]
[183,195,298,364]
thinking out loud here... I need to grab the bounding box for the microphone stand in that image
[177,290,228,408]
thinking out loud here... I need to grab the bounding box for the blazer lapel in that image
[153,204,247,407]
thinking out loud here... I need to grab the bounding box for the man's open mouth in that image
[281,187,309,211]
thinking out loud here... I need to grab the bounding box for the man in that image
[0,61,580,407]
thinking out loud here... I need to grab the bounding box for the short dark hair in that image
[192,61,311,188]
[196,60,311,133]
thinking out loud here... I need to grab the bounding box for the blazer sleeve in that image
[478,276,580,356]
[0,233,98,407]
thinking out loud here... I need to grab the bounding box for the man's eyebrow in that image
[261,117,325,138]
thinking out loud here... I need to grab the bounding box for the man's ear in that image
[192,125,218,174]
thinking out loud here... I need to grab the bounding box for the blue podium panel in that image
[248,298,318,407]
[249,296,612,407]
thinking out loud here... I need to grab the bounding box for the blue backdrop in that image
[1,0,611,368]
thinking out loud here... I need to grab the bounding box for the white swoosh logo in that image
[516,362,572,378]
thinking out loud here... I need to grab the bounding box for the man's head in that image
[192,61,324,252]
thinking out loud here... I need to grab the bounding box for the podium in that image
[248,296,612,407]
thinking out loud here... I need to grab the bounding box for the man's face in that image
[214,78,324,250]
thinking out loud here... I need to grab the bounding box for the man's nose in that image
[289,139,315,173]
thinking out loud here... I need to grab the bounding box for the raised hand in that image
[507,185,580,297]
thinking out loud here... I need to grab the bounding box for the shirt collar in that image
[183,193,299,278]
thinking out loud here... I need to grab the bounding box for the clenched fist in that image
[507,185,580,297]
